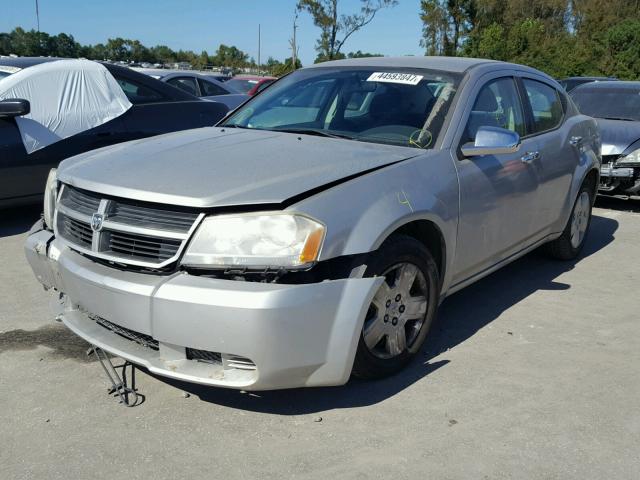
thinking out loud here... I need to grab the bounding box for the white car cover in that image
[0,59,132,154]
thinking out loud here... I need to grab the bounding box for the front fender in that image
[288,152,459,290]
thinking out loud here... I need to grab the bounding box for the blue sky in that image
[1,0,425,65]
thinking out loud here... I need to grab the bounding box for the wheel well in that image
[584,168,599,200]
[392,220,445,283]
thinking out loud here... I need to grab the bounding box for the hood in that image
[596,119,640,156]
[58,127,419,208]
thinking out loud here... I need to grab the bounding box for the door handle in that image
[569,136,583,147]
[520,151,540,163]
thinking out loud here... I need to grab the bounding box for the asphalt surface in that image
[1,198,639,479]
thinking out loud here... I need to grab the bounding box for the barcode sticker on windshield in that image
[366,72,423,85]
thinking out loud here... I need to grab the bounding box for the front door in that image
[452,75,541,284]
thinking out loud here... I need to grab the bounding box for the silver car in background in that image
[25,57,600,390]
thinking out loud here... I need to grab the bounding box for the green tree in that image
[420,0,476,56]
[297,0,397,62]
[601,19,640,79]
[347,50,383,58]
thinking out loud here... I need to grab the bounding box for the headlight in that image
[617,148,640,164]
[43,168,58,230]
[181,212,326,269]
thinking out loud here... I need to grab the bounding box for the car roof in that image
[305,56,503,73]
[0,56,65,69]
[572,80,640,91]
[560,76,617,81]
[232,75,276,80]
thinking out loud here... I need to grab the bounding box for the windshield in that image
[571,86,640,121]
[222,67,460,149]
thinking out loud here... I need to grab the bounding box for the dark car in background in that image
[0,58,228,208]
[570,81,640,195]
[135,69,248,110]
[559,76,618,92]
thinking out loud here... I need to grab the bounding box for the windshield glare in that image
[223,67,460,149]
[571,87,640,121]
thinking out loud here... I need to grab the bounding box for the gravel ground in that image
[1,198,639,480]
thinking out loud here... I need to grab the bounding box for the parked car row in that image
[0,57,230,208]
[23,56,601,392]
[134,68,250,110]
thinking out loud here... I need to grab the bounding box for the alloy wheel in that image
[570,191,590,248]
[363,262,429,359]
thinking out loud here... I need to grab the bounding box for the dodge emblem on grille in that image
[91,213,104,232]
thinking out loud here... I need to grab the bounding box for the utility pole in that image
[257,24,261,74]
[35,0,40,32]
[291,9,298,70]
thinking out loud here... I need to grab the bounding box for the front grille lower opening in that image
[94,317,159,351]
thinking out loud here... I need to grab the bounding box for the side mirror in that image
[461,126,520,157]
[0,98,30,118]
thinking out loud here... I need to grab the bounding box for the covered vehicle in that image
[135,69,248,110]
[0,58,228,208]
[25,57,599,391]
[570,81,640,195]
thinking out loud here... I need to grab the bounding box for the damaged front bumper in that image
[25,220,382,390]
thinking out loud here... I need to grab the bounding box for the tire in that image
[544,180,594,260]
[352,234,440,380]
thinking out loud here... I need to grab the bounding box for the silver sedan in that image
[26,57,600,390]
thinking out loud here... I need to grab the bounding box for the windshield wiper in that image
[598,116,637,122]
[223,124,252,129]
[272,128,355,140]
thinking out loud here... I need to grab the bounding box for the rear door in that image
[451,74,542,284]
[518,76,576,230]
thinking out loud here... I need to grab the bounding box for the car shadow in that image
[151,214,618,414]
[0,205,41,238]
[595,194,640,213]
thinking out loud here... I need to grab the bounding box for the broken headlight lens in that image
[43,168,58,230]
[181,212,326,269]
[617,148,640,164]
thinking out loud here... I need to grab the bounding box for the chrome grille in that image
[106,230,182,261]
[55,185,203,268]
[60,215,93,248]
[109,202,199,232]
[60,186,101,216]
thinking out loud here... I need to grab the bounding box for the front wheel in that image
[545,181,593,260]
[352,235,440,379]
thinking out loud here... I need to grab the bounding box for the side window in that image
[198,79,227,96]
[464,77,526,144]
[113,76,164,104]
[167,77,199,96]
[522,79,563,133]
